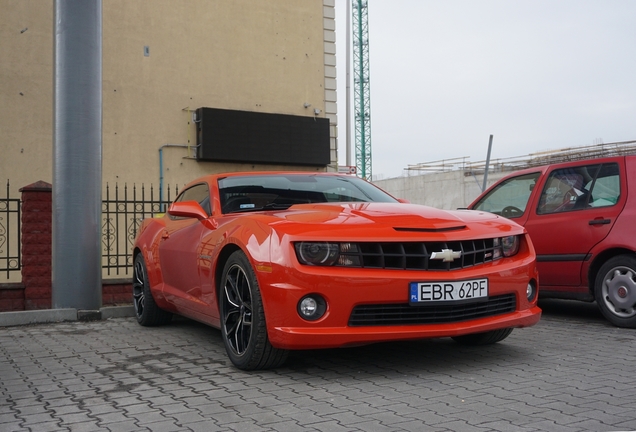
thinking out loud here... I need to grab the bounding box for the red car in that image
[470,156,636,328]
[133,172,540,369]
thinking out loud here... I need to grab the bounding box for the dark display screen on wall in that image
[195,107,330,166]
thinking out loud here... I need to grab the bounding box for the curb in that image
[0,305,136,327]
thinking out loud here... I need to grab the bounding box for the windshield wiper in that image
[226,202,292,214]
[261,202,293,210]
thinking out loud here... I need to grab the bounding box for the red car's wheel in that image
[595,255,636,328]
[132,254,172,326]
[220,250,288,370]
[452,328,513,345]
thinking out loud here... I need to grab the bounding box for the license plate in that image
[409,278,488,304]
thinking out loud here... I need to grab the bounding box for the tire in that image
[452,328,513,345]
[594,255,636,328]
[219,250,288,370]
[132,254,172,326]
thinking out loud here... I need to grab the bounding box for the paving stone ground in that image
[1,299,635,432]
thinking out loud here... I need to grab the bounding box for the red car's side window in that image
[472,173,540,219]
[537,163,620,215]
[588,164,621,207]
[171,183,211,219]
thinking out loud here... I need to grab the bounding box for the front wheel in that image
[219,250,288,370]
[594,255,636,328]
[452,328,513,345]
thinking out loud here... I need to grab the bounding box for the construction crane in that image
[352,0,372,179]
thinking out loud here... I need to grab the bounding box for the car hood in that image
[264,202,515,237]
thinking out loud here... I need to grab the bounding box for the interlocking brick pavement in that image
[1,300,635,431]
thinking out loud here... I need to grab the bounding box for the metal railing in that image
[2,181,180,280]
[0,180,21,279]
[102,183,178,276]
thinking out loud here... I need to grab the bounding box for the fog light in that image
[297,295,326,321]
[300,297,317,315]
[526,282,537,301]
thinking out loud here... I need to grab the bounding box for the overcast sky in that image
[334,1,636,179]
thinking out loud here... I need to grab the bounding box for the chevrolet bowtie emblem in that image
[430,249,462,262]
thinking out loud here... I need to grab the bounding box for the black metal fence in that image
[1,182,179,279]
[102,183,178,276]
[0,181,21,279]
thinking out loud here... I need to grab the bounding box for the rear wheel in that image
[452,328,513,345]
[132,254,172,326]
[220,250,288,370]
[594,255,636,328]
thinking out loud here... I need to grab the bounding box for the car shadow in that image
[537,298,605,323]
[166,317,537,375]
[281,336,536,377]
[165,299,610,375]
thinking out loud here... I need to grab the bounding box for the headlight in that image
[295,242,339,266]
[501,235,520,257]
[493,235,520,259]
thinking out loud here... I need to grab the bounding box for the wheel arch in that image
[132,246,142,262]
[214,243,244,304]
[588,247,636,299]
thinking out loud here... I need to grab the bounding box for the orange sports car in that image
[133,172,541,370]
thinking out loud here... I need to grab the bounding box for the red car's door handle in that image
[589,218,611,226]
[162,231,170,239]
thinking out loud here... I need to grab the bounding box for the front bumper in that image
[269,307,541,349]
[258,255,541,350]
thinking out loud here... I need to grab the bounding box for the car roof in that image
[493,155,630,181]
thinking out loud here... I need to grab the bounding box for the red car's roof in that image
[483,155,631,184]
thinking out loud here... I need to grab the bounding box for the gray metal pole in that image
[345,0,352,167]
[482,134,493,192]
[52,0,103,310]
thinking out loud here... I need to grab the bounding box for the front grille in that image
[348,294,516,326]
[338,239,498,271]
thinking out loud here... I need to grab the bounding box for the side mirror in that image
[397,198,410,203]
[168,201,208,220]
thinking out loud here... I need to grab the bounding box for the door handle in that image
[589,219,611,226]
[162,231,170,239]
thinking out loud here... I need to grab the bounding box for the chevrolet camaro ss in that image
[132,172,541,370]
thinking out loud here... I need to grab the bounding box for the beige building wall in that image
[1,0,339,197]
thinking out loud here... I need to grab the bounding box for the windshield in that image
[218,174,398,213]
[472,173,540,219]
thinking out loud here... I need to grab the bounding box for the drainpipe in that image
[158,144,191,210]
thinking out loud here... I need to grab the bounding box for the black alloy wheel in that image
[220,250,288,370]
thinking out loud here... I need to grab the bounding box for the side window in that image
[174,183,211,217]
[588,163,620,208]
[472,173,540,218]
[537,163,619,214]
